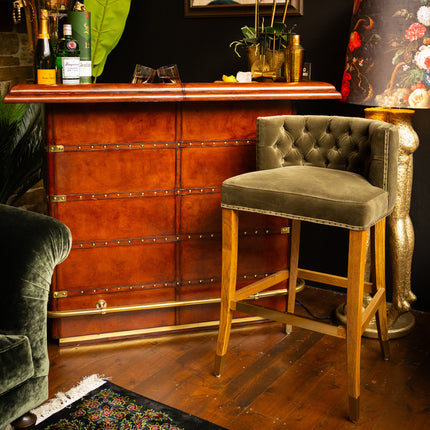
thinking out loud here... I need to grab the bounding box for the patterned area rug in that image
[34,379,226,429]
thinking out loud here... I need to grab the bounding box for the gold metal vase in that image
[247,47,285,81]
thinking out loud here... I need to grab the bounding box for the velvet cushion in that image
[256,115,399,215]
[0,377,48,428]
[0,335,34,395]
[0,204,72,427]
[222,115,399,231]
[222,166,388,230]
[0,205,71,377]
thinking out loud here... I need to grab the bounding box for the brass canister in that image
[286,34,304,82]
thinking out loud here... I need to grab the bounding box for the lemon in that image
[222,74,238,82]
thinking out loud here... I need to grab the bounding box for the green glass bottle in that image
[34,9,56,84]
[56,23,81,85]
[68,9,92,83]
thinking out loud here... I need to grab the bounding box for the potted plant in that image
[230,0,296,81]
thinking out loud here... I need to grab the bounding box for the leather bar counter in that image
[5,82,340,343]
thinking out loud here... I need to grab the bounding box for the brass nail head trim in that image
[49,195,67,202]
[47,145,64,153]
[52,290,68,298]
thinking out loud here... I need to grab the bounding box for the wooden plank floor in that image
[46,286,430,429]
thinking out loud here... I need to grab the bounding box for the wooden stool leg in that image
[346,229,367,423]
[284,219,301,334]
[214,208,239,376]
[372,218,390,360]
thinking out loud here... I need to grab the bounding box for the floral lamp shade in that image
[341,0,430,109]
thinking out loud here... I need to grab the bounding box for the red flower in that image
[405,23,427,41]
[340,71,352,102]
[348,31,362,52]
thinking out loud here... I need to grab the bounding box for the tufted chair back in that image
[256,115,399,214]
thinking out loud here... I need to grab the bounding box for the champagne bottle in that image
[34,9,56,85]
[56,24,81,85]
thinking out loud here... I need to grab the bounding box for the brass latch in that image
[281,226,290,234]
[52,291,68,298]
[47,145,64,153]
[48,195,67,203]
[96,299,108,315]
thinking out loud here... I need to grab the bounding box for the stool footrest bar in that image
[361,289,386,335]
[236,301,346,338]
[297,268,373,293]
[233,269,289,303]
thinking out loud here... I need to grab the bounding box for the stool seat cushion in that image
[222,165,389,230]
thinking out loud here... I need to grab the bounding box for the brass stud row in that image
[51,139,255,153]
[72,228,284,250]
[183,139,253,147]
[71,143,177,151]
[58,187,222,202]
[57,272,276,297]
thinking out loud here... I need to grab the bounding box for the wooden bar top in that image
[4,81,340,104]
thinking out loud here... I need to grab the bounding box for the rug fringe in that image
[32,374,109,424]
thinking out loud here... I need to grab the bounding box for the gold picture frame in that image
[185,0,304,18]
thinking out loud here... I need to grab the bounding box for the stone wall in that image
[0,1,34,96]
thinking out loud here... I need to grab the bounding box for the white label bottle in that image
[57,24,81,84]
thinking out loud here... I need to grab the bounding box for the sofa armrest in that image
[0,204,72,377]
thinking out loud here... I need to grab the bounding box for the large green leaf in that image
[85,0,131,80]
[0,97,44,204]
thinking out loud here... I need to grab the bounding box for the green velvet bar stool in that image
[214,115,399,422]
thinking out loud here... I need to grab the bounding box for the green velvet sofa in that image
[0,204,71,429]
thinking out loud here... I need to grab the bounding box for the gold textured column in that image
[364,107,418,337]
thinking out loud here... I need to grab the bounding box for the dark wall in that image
[101,0,353,85]
[101,0,430,313]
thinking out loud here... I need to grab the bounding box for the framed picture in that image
[185,0,304,18]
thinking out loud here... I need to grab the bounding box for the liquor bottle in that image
[56,23,81,84]
[34,9,56,85]
[68,8,92,83]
